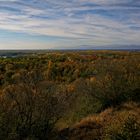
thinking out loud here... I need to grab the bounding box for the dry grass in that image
[58,102,140,140]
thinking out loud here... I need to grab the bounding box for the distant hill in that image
[77,45,140,51]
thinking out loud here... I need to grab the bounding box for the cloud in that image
[0,0,140,49]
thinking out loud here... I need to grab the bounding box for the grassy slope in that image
[58,102,140,140]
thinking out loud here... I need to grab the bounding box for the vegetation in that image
[0,50,139,140]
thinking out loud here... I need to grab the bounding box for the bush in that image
[105,115,140,140]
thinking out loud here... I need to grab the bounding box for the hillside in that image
[0,50,139,140]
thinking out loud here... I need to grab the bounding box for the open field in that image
[0,50,140,140]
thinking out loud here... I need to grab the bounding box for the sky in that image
[0,0,140,50]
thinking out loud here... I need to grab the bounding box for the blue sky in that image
[0,0,140,49]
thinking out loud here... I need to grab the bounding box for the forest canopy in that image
[0,50,140,140]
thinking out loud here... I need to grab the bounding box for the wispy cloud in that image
[0,0,140,49]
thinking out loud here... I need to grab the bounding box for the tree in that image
[0,70,65,140]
